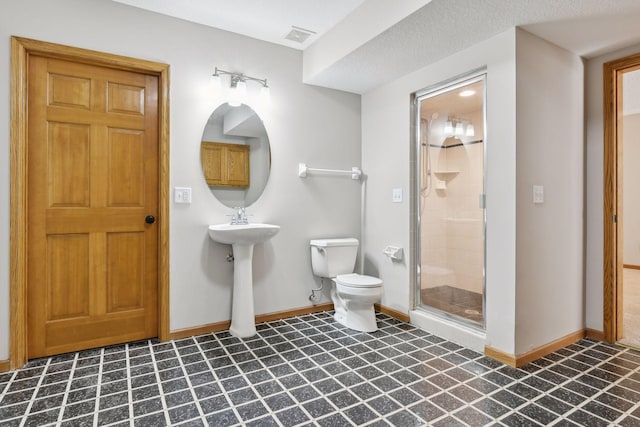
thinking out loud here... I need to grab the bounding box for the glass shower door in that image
[416,74,486,328]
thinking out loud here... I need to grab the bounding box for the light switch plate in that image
[175,187,192,204]
[392,188,403,203]
[533,185,544,204]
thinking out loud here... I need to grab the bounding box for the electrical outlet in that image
[174,187,192,204]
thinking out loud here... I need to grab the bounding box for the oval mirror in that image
[201,103,271,208]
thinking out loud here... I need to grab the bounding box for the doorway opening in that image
[414,72,486,329]
[604,52,640,348]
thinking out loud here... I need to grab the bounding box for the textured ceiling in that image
[111,0,365,50]
[112,0,640,94]
[304,0,640,93]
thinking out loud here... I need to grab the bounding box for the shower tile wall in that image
[421,110,484,295]
[444,142,483,293]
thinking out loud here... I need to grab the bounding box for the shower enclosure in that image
[414,73,486,328]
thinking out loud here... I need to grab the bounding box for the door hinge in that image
[613,214,617,223]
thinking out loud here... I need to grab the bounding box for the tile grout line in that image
[213,321,316,424]
[226,321,321,426]
[18,357,52,427]
[53,352,79,426]
[148,339,174,426]
[281,315,423,425]
[93,348,105,427]
[197,334,258,425]
[493,340,611,425]
[211,316,350,426]
[505,340,634,425]
[127,343,149,426]
[123,343,133,427]
[169,338,208,424]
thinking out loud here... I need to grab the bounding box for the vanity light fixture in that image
[444,117,474,138]
[211,67,270,106]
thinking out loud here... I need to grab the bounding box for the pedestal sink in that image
[208,223,280,338]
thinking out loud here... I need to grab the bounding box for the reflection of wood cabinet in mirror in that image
[201,141,250,187]
[201,103,270,208]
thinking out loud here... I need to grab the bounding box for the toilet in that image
[310,238,383,332]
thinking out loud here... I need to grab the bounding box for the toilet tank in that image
[310,238,359,278]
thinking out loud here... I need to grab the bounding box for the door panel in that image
[107,232,144,312]
[48,73,91,109]
[48,123,90,207]
[108,129,145,206]
[107,82,145,115]
[27,55,159,358]
[47,234,90,320]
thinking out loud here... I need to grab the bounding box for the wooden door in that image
[27,55,159,358]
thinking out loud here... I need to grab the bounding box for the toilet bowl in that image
[333,273,383,332]
[310,239,383,332]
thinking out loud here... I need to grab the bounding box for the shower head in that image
[426,112,439,132]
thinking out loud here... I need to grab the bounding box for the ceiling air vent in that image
[284,26,316,44]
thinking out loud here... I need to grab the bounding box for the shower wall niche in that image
[416,75,486,327]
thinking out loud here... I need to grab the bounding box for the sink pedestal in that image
[229,244,256,338]
[207,223,280,339]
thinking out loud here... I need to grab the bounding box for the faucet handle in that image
[228,207,244,224]
[238,207,248,224]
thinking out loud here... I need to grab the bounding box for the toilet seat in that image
[335,273,382,288]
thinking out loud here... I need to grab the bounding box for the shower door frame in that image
[412,69,487,331]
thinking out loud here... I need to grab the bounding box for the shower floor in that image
[421,285,483,324]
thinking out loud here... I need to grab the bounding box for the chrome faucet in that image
[229,207,249,225]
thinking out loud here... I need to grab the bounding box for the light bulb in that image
[236,81,247,105]
[455,122,464,136]
[210,74,221,90]
[228,85,241,107]
[228,80,247,107]
[444,121,453,136]
[466,124,475,137]
[260,85,271,104]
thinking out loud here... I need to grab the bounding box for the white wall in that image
[514,29,585,355]
[362,29,518,354]
[0,0,362,361]
[623,113,640,265]
[585,43,640,332]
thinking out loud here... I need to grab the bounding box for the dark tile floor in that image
[1,311,640,426]
[421,286,484,324]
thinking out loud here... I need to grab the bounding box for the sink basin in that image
[207,223,280,338]
[208,223,280,245]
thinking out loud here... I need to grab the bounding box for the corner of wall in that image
[514,28,585,355]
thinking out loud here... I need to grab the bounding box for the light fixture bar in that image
[444,116,474,139]
[212,67,269,89]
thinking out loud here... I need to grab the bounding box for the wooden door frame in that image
[10,36,170,370]
[603,52,640,343]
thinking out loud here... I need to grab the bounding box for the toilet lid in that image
[336,273,382,288]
